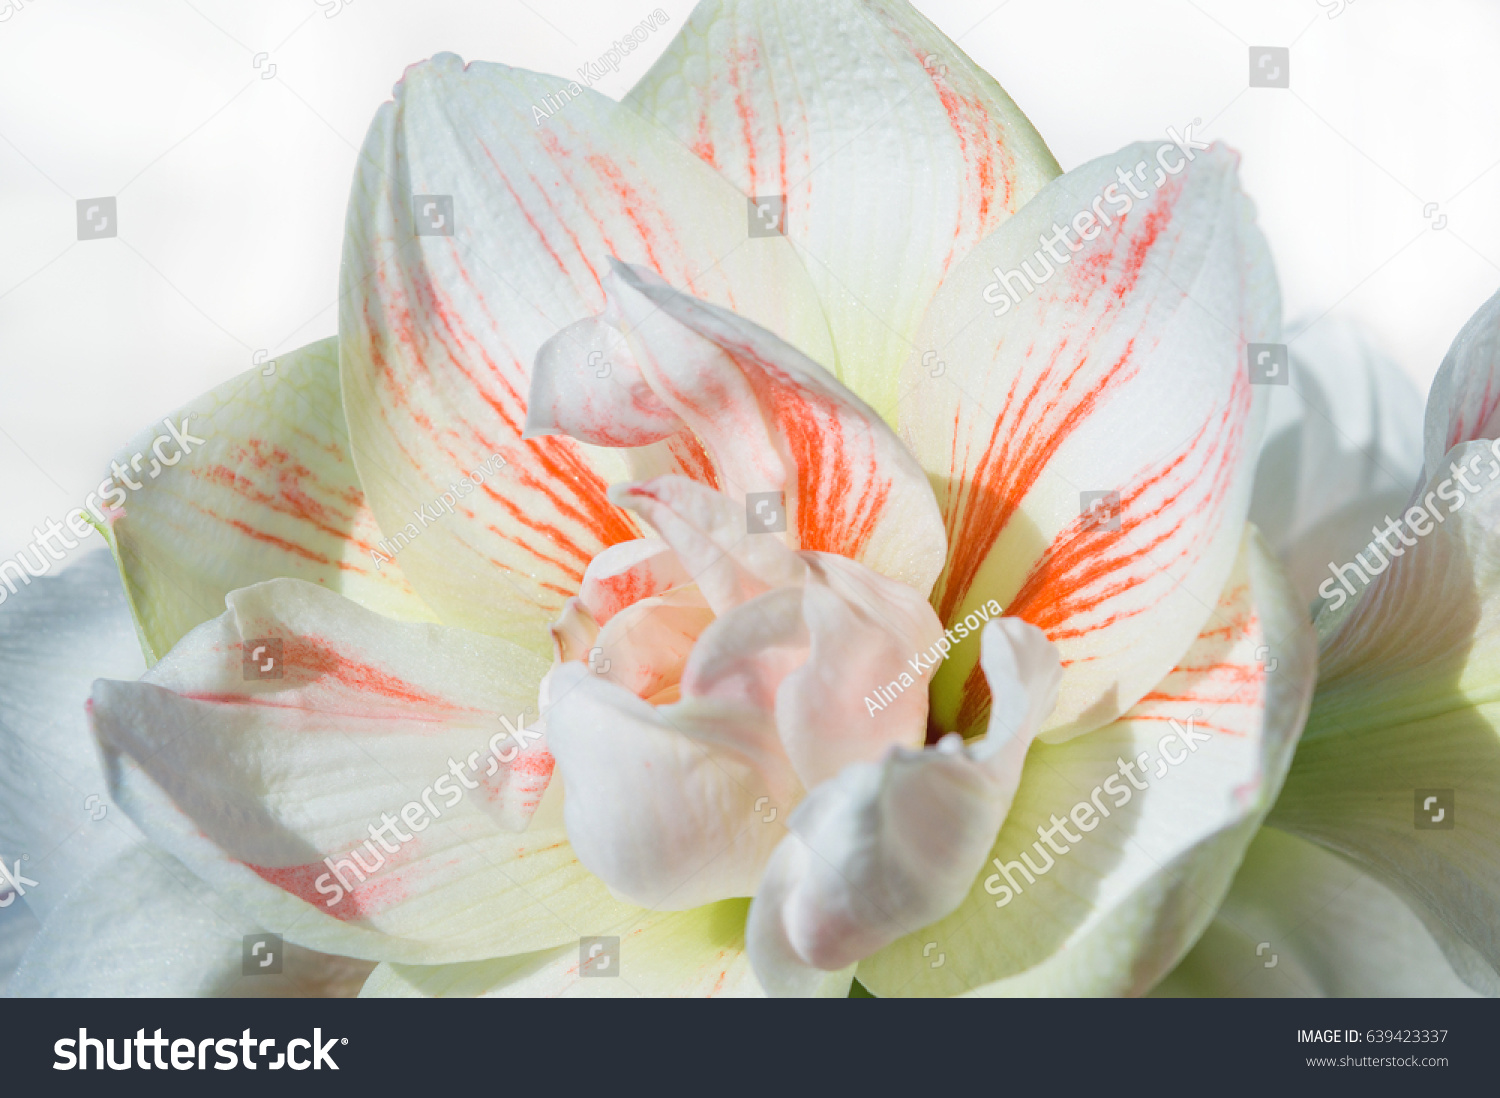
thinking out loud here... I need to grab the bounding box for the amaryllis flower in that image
[2,0,1316,997]
[1161,290,1500,997]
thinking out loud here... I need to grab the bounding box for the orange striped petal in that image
[101,338,434,662]
[627,0,1060,419]
[576,538,692,625]
[89,579,637,965]
[544,262,948,598]
[901,141,1278,740]
[610,476,806,617]
[339,54,835,652]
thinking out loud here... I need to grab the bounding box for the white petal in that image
[1251,318,1424,607]
[102,338,435,661]
[339,54,835,646]
[679,586,808,712]
[0,552,144,922]
[526,316,680,447]
[590,586,715,702]
[857,529,1317,996]
[9,841,372,997]
[576,538,693,625]
[544,662,802,910]
[611,476,805,616]
[1423,288,1500,479]
[628,0,1061,417]
[772,553,944,786]
[671,551,944,789]
[91,579,638,964]
[746,618,1060,996]
[900,141,1277,742]
[1273,438,1500,992]
[542,262,949,597]
[549,597,599,663]
[1153,828,1477,997]
[0,897,39,994]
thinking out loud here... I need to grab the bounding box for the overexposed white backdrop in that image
[1,0,1498,564]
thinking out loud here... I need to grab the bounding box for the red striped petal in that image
[103,338,434,661]
[902,142,1279,739]
[339,54,835,650]
[628,0,1060,418]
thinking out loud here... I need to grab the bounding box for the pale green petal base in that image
[1273,440,1500,993]
[359,900,853,998]
[101,337,435,664]
[1152,827,1477,997]
[856,528,1317,996]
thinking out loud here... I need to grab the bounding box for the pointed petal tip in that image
[393,51,467,95]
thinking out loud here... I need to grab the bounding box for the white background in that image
[1,0,1497,563]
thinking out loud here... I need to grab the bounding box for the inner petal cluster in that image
[525,260,1060,993]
